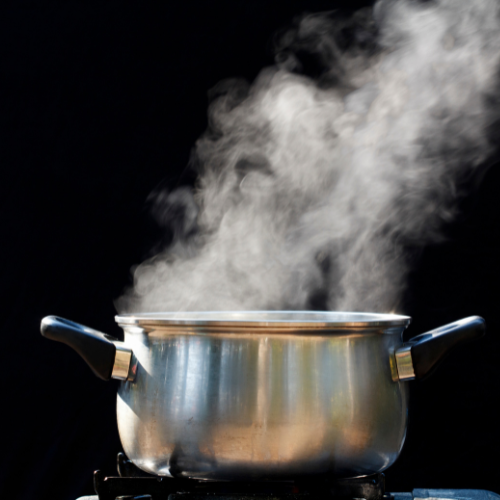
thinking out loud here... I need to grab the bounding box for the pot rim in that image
[115,310,411,329]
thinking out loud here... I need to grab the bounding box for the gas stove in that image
[76,454,500,500]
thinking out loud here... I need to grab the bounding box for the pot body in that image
[116,314,409,480]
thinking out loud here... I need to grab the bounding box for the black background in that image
[1,1,499,500]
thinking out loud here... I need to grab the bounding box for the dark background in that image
[1,1,499,499]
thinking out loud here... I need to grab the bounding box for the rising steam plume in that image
[117,0,500,314]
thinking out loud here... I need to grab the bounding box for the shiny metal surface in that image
[394,345,416,381]
[111,342,134,381]
[39,311,484,481]
[115,310,411,328]
[114,312,410,480]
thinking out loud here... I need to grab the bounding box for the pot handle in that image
[395,316,485,381]
[40,316,133,381]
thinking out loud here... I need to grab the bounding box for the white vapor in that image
[117,0,500,314]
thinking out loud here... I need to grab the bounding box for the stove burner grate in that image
[92,453,386,500]
[84,454,500,500]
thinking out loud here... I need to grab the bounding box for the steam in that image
[117,0,500,314]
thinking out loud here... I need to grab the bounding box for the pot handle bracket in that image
[40,316,134,381]
[395,316,485,381]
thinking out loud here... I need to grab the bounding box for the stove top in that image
[76,454,500,500]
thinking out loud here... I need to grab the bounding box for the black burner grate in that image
[93,454,386,500]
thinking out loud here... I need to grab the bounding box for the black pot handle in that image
[395,316,485,381]
[41,316,133,381]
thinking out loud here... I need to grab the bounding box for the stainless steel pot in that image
[41,311,485,480]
